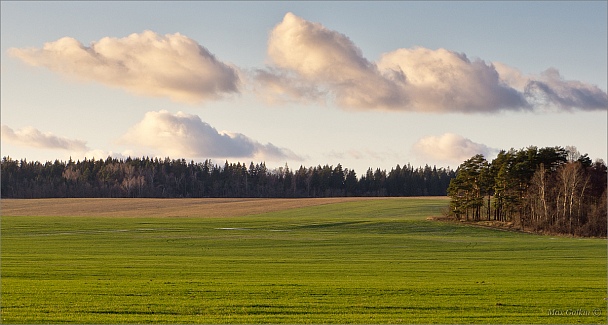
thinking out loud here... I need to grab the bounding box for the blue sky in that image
[2,1,606,174]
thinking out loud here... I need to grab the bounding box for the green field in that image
[1,198,606,323]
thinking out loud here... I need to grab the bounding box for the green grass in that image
[2,198,606,323]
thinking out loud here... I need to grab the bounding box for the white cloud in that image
[7,13,605,114]
[493,62,530,91]
[1,125,89,151]
[8,30,240,104]
[257,12,606,113]
[412,133,498,165]
[377,48,528,112]
[523,68,608,111]
[252,67,327,105]
[120,110,301,161]
[494,63,608,111]
[258,12,406,110]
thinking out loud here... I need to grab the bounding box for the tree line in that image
[1,156,455,199]
[448,146,606,237]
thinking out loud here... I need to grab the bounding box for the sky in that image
[1,1,607,175]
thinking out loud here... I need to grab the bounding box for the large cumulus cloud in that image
[120,110,300,161]
[256,12,406,110]
[412,133,498,165]
[256,12,607,113]
[1,125,89,151]
[377,48,528,112]
[8,31,240,104]
[7,13,606,113]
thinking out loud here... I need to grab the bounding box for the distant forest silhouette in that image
[1,156,455,198]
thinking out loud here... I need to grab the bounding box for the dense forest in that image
[0,156,455,198]
[448,146,606,237]
[3,146,605,237]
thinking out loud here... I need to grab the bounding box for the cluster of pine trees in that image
[1,156,454,199]
[448,146,606,237]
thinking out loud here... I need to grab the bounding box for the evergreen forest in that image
[447,146,606,237]
[2,145,605,237]
[0,157,454,199]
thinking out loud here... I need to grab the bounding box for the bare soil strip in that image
[0,197,410,218]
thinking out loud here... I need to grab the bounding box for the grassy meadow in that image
[1,198,606,323]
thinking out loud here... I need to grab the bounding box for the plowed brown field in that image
[0,197,424,218]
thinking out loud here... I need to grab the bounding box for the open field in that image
[1,197,606,323]
[0,197,383,218]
